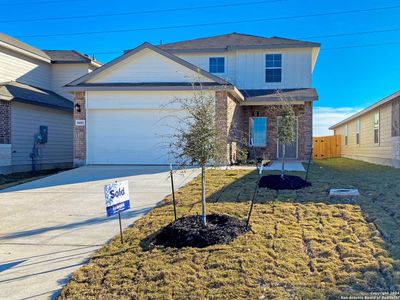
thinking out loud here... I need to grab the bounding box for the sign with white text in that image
[104,181,130,217]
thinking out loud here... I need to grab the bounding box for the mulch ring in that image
[258,175,311,190]
[154,214,249,248]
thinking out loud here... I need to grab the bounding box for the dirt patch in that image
[258,175,311,190]
[154,214,248,248]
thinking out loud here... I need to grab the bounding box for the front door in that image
[277,117,298,159]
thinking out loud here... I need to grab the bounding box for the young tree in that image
[168,84,227,226]
[276,91,296,179]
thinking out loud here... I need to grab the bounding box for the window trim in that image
[345,124,348,146]
[356,119,360,145]
[265,53,282,83]
[209,56,225,74]
[374,111,380,145]
[249,117,267,147]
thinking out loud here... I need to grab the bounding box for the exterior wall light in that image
[74,103,81,113]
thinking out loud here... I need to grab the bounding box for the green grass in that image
[59,158,400,299]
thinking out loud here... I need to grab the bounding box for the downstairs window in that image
[249,117,267,147]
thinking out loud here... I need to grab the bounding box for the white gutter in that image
[0,41,51,63]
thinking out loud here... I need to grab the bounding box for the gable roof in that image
[158,33,320,52]
[0,81,72,111]
[0,32,50,61]
[0,33,100,66]
[330,90,400,130]
[66,42,230,87]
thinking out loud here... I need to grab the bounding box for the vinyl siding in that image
[51,64,90,100]
[0,46,51,89]
[335,102,393,162]
[87,48,213,84]
[235,48,312,89]
[177,52,236,84]
[177,48,313,89]
[11,102,73,168]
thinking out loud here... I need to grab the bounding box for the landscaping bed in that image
[59,158,400,299]
[154,214,248,248]
[258,174,311,190]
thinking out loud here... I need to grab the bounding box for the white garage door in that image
[87,109,180,164]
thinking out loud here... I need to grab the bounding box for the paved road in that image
[0,166,198,300]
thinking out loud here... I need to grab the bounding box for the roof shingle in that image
[159,33,320,52]
[0,81,72,111]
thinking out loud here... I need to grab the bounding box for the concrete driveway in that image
[0,166,198,300]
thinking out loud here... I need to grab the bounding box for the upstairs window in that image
[209,57,225,73]
[249,117,267,147]
[374,111,380,144]
[345,124,348,145]
[265,54,282,82]
[356,120,360,145]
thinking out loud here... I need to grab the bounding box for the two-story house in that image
[0,33,100,174]
[65,33,320,166]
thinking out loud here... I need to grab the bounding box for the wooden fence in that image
[313,135,341,159]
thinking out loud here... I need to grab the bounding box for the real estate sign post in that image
[104,180,131,243]
[169,164,177,221]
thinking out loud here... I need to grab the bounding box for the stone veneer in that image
[0,100,11,144]
[241,102,313,161]
[73,92,86,166]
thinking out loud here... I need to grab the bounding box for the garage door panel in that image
[88,109,182,164]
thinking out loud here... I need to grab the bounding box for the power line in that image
[16,4,400,38]
[89,28,400,57]
[301,27,400,39]
[91,41,400,57]
[324,41,400,51]
[0,0,284,23]
[0,0,85,6]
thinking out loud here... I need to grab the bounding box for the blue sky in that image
[2,0,400,134]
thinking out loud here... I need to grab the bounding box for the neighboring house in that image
[65,33,320,166]
[0,33,100,174]
[330,91,400,168]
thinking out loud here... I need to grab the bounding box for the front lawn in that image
[60,158,400,299]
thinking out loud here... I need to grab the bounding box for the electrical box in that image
[38,126,48,144]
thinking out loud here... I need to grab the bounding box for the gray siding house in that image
[0,33,100,174]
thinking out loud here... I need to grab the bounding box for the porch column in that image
[0,100,11,144]
[304,101,313,160]
[73,92,86,166]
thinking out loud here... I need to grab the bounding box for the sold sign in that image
[104,180,130,217]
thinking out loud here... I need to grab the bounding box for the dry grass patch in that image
[60,159,400,299]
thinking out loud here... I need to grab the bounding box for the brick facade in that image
[241,102,313,161]
[215,91,243,163]
[0,100,11,144]
[73,92,86,166]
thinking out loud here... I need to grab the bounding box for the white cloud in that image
[313,106,362,136]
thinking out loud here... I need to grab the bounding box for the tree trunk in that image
[201,165,207,226]
[281,144,286,179]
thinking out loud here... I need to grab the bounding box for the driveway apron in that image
[0,166,198,300]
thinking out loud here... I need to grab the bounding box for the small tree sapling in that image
[167,84,227,226]
[276,91,296,179]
